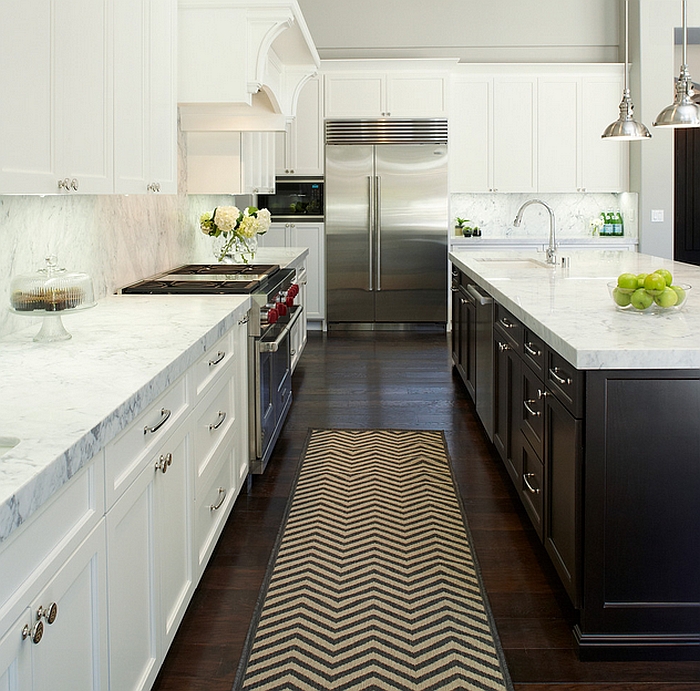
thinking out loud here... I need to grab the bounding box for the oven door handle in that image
[258,306,303,353]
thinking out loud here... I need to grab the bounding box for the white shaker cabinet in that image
[0,524,108,691]
[0,0,113,194]
[276,76,324,176]
[324,70,448,119]
[537,69,628,193]
[449,73,536,193]
[114,0,177,194]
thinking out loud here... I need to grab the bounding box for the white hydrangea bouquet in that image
[200,205,271,262]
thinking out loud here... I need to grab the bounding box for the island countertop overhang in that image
[449,248,700,370]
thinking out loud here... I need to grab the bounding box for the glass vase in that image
[213,234,258,264]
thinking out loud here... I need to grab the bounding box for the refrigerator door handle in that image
[375,175,382,291]
[368,175,374,292]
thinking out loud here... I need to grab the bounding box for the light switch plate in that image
[651,209,664,223]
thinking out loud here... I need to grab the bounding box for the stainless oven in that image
[121,263,302,474]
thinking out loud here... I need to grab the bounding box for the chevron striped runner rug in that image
[234,429,512,691]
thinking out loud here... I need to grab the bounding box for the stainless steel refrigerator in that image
[325,119,448,327]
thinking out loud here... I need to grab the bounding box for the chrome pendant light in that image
[603,0,651,140]
[653,0,700,127]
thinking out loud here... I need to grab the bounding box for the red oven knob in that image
[285,295,294,307]
[288,284,299,298]
[265,307,279,324]
[276,301,288,317]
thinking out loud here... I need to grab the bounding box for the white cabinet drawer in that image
[0,455,104,615]
[105,377,188,508]
[193,376,235,484]
[194,443,235,575]
[188,330,235,404]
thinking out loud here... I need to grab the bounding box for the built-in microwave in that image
[257,178,324,221]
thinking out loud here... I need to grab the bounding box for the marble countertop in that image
[449,248,700,370]
[0,246,313,545]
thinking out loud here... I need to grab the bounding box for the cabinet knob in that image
[22,621,44,645]
[155,452,172,474]
[57,178,70,190]
[498,341,511,352]
[147,182,161,193]
[70,178,79,191]
[37,602,58,625]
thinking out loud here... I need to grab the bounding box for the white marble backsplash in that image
[0,122,252,340]
[450,192,638,240]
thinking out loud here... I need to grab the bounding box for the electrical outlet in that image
[651,209,664,223]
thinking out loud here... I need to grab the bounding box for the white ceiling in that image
[297,0,620,63]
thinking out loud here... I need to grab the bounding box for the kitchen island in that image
[449,248,700,661]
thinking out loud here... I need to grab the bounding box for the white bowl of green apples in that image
[609,269,691,313]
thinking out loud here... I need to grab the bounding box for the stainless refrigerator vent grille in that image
[325,119,448,145]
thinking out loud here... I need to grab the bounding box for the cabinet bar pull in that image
[208,351,226,367]
[500,317,516,329]
[549,367,572,386]
[524,342,541,357]
[523,400,541,417]
[208,411,227,431]
[144,408,171,435]
[523,473,540,495]
[209,487,227,511]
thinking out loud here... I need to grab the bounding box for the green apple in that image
[643,272,667,295]
[671,284,687,305]
[654,287,678,308]
[637,273,648,288]
[617,272,639,292]
[655,268,673,286]
[612,287,632,307]
[631,288,653,310]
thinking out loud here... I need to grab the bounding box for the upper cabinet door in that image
[324,74,385,118]
[0,0,113,195]
[385,75,447,117]
[115,0,176,194]
[492,78,537,193]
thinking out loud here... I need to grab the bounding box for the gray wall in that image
[298,0,619,62]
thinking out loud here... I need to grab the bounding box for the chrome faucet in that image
[513,199,557,265]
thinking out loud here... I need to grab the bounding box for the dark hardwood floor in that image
[152,331,700,691]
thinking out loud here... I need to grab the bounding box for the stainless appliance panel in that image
[325,144,375,322]
[374,144,448,322]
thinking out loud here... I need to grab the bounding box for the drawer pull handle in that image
[523,400,541,417]
[549,367,572,386]
[22,621,44,645]
[209,411,227,431]
[208,351,226,367]
[500,317,516,329]
[238,313,249,326]
[209,487,227,511]
[523,473,541,495]
[144,408,171,435]
[37,602,58,625]
[524,342,541,358]
[155,452,172,474]
[498,341,511,352]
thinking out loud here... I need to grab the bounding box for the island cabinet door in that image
[580,370,700,657]
[492,327,522,483]
[543,391,583,608]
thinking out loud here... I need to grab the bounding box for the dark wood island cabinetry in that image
[450,254,699,662]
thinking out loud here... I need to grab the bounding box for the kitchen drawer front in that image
[520,436,544,539]
[522,328,546,376]
[188,329,235,404]
[105,377,189,508]
[0,454,104,614]
[193,376,235,486]
[494,303,523,350]
[194,442,236,575]
[546,350,584,417]
[520,362,545,459]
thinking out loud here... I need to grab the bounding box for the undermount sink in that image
[475,257,553,269]
[0,437,20,457]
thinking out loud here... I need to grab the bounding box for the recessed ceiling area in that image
[297,0,619,62]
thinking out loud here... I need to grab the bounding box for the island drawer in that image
[546,350,584,417]
[520,362,545,459]
[519,436,544,539]
[494,303,523,350]
[188,329,235,404]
